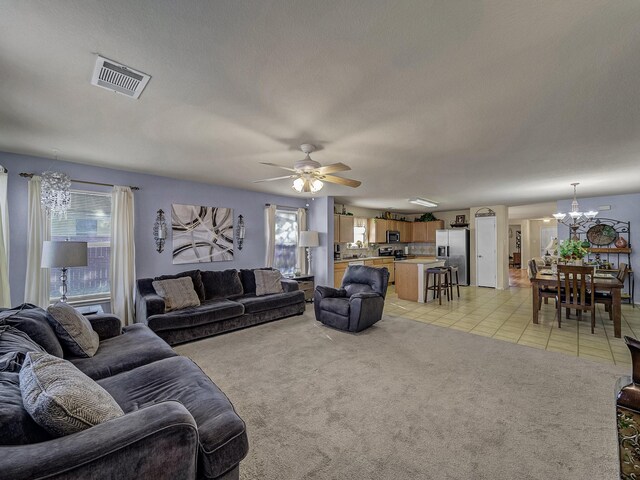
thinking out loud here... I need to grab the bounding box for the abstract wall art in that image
[171,204,234,264]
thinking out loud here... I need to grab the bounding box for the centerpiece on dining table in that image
[558,239,589,265]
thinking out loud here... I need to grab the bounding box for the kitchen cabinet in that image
[411,220,444,243]
[399,221,412,242]
[368,218,389,244]
[334,214,354,243]
[373,258,395,283]
[334,262,348,288]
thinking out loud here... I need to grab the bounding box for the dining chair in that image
[528,259,557,310]
[595,263,628,321]
[557,265,596,333]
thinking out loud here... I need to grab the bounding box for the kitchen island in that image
[394,258,446,303]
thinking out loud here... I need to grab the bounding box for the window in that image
[49,190,112,302]
[273,209,299,276]
[349,217,368,248]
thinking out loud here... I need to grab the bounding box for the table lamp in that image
[41,241,88,302]
[299,231,319,276]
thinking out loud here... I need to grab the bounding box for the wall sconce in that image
[236,215,245,251]
[153,209,167,253]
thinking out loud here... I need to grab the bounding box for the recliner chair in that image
[314,265,390,332]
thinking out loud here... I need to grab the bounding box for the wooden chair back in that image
[527,259,538,281]
[557,265,594,311]
[617,263,628,283]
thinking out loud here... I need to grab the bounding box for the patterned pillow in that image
[152,276,201,312]
[19,352,124,437]
[46,303,100,358]
[254,269,284,296]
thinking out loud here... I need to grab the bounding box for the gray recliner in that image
[313,265,390,332]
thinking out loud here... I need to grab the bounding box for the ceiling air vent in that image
[91,56,151,99]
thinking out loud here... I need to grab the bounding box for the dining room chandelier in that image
[552,182,597,240]
[41,171,71,218]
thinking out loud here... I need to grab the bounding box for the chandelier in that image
[553,183,597,240]
[41,171,71,218]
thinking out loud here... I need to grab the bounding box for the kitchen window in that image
[349,217,368,248]
[49,190,112,303]
[273,209,299,276]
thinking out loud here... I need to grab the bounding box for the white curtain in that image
[24,176,51,308]
[264,204,276,267]
[296,207,307,274]
[0,169,10,307]
[110,186,136,325]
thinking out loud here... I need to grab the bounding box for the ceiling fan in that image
[254,144,361,193]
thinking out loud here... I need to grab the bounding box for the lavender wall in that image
[557,192,639,304]
[1,151,310,306]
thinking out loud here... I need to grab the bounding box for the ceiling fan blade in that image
[315,162,351,175]
[260,162,297,172]
[321,175,361,188]
[253,175,297,183]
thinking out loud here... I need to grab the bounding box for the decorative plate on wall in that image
[586,224,617,246]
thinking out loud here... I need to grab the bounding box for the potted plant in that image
[558,239,589,265]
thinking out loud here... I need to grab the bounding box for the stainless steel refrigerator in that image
[436,229,470,285]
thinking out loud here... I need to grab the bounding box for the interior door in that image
[475,216,497,288]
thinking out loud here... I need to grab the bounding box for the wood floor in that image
[509,267,529,287]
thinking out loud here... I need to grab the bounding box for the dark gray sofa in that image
[0,304,248,480]
[136,268,306,345]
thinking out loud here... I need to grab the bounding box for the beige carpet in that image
[176,310,628,480]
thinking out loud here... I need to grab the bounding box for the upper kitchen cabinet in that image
[398,221,412,242]
[412,220,444,243]
[334,214,355,243]
[368,218,389,243]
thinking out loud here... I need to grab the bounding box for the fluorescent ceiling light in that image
[408,197,438,208]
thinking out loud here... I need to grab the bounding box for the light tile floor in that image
[383,278,639,366]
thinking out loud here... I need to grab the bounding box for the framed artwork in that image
[171,204,234,264]
[455,214,466,224]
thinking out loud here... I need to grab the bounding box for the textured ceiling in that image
[1,1,639,213]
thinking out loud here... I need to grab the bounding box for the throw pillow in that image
[239,268,273,295]
[201,269,244,300]
[152,276,201,312]
[0,326,46,372]
[0,304,64,357]
[155,270,205,302]
[46,303,100,358]
[254,269,284,296]
[19,352,124,437]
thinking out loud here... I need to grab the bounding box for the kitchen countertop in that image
[334,255,428,264]
[394,257,440,264]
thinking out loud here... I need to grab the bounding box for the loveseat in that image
[0,304,249,480]
[136,268,306,345]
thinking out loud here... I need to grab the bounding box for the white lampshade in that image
[41,241,88,268]
[299,231,319,248]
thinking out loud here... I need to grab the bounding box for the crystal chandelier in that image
[553,183,597,240]
[41,171,71,218]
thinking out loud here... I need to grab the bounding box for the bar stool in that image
[448,266,461,299]
[425,267,450,305]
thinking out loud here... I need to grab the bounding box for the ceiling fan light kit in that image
[256,144,361,194]
[408,197,438,208]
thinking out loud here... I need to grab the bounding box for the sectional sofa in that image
[0,304,248,480]
[135,268,306,345]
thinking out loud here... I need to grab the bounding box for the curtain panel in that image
[0,170,10,307]
[264,204,276,267]
[110,186,136,325]
[24,176,51,308]
[296,208,307,275]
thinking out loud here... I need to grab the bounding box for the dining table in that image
[531,269,624,338]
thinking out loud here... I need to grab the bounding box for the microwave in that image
[386,230,400,243]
